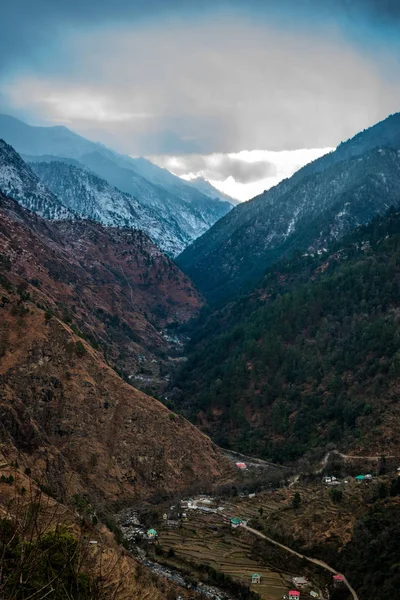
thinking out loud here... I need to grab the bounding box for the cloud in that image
[3,15,400,156]
[156,153,277,183]
[150,147,333,201]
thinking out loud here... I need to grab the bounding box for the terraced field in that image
[240,483,367,550]
[158,511,292,600]
[156,482,369,600]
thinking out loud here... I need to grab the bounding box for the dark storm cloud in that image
[3,0,400,73]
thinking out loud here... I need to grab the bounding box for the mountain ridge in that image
[29,159,188,256]
[0,114,232,255]
[177,112,400,302]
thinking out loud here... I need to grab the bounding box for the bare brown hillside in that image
[0,191,202,389]
[0,291,232,505]
[0,192,233,506]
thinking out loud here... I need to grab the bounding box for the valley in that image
[2,110,400,600]
[116,449,400,600]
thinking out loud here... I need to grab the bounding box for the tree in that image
[330,488,343,503]
[292,492,301,509]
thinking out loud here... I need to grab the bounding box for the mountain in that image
[0,140,73,220]
[177,112,400,303]
[0,114,232,255]
[0,190,233,505]
[0,113,100,157]
[29,160,187,256]
[185,176,239,205]
[77,151,231,254]
[172,208,400,462]
[0,182,204,394]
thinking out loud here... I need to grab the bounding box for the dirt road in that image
[242,524,359,600]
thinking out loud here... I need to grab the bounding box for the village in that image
[117,489,354,600]
[115,454,400,600]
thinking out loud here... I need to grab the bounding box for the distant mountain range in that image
[177,112,400,302]
[0,114,233,255]
[28,159,185,255]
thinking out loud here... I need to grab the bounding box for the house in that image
[310,592,318,598]
[163,513,168,520]
[333,574,345,588]
[355,475,365,482]
[292,576,308,587]
[236,462,247,469]
[230,517,243,528]
[323,476,332,484]
[167,520,179,527]
[147,528,158,539]
[288,591,300,600]
[251,573,261,584]
[365,474,373,480]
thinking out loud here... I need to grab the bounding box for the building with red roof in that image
[333,574,345,588]
[289,592,301,599]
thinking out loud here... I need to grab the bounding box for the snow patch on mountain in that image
[0,140,73,220]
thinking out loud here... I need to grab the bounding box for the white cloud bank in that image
[150,147,333,202]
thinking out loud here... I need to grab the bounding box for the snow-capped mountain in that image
[0,114,232,255]
[77,151,232,250]
[0,140,73,220]
[29,160,187,256]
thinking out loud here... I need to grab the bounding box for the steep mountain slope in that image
[0,464,201,600]
[172,209,400,462]
[177,113,400,303]
[78,151,231,254]
[29,160,186,256]
[0,114,232,255]
[0,190,202,392]
[0,191,233,505]
[185,176,239,205]
[0,140,73,220]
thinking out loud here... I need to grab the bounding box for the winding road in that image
[241,524,359,600]
[316,450,397,474]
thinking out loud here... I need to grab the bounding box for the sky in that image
[2,1,400,200]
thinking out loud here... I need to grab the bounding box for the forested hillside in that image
[177,113,400,304]
[172,208,400,462]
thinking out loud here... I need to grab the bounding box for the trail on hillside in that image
[241,524,359,600]
[316,449,398,474]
